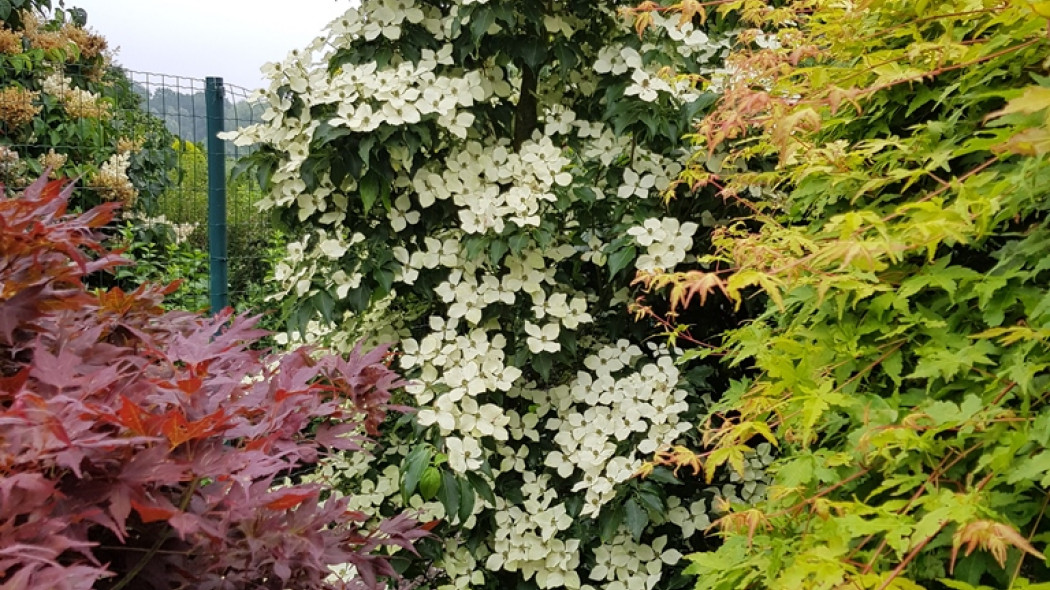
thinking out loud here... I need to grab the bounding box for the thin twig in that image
[110,476,200,590]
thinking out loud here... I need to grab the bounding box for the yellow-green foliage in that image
[637,0,1050,587]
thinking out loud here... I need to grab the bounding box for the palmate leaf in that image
[987,85,1050,120]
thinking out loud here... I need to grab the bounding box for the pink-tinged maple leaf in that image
[0,367,29,394]
[113,395,159,437]
[0,285,48,345]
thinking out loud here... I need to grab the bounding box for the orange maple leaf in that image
[264,490,317,511]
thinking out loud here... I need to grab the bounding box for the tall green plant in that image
[637,0,1050,587]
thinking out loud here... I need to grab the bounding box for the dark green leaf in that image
[346,284,372,312]
[598,503,624,543]
[501,477,524,504]
[400,445,433,504]
[607,245,637,278]
[565,495,583,518]
[636,487,664,514]
[376,269,394,295]
[624,498,648,542]
[359,172,380,213]
[508,233,530,255]
[645,466,681,485]
[489,239,509,266]
[533,353,552,381]
[469,6,496,43]
[466,471,497,506]
[313,120,354,144]
[464,236,486,261]
[313,290,335,323]
[438,470,461,523]
[513,44,548,70]
[358,135,376,165]
[458,476,476,523]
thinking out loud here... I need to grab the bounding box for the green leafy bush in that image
[109,218,210,312]
[638,1,1050,588]
[154,139,282,312]
[0,4,175,212]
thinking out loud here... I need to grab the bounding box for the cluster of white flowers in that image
[666,496,713,538]
[438,542,487,590]
[486,474,581,589]
[91,152,136,204]
[405,318,519,467]
[270,229,367,302]
[41,71,111,119]
[616,155,683,200]
[124,212,197,245]
[399,138,575,234]
[324,1,426,45]
[710,442,775,508]
[628,217,699,272]
[227,1,769,588]
[544,342,693,515]
[594,44,698,104]
[584,533,683,590]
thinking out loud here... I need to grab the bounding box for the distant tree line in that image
[130,79,261,148]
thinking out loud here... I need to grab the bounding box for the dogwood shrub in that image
[0,175,425,589]
[231,1,766,588]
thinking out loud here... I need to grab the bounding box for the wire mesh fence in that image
[130,71,274,313]
[0,61,275,316]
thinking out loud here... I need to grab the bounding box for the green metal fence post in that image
[205,77,228,314]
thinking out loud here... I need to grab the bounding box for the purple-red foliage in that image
[0,176,426,590]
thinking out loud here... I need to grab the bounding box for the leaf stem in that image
[110,476,200,590]
[1009,491,1050,588]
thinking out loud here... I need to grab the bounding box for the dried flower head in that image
[61,24,106,59]
[0,144,19,169]
[26,28,67,52]
[0,145,25,182]
[39,149,67,177]
[90,152,137,206]
[0,86,40,128]
[116,136,144,154]
[0,145,18,164]
[63,88,111,120]
[17,10,39,33]
[0,28,23,54]
[951,519,1046,573]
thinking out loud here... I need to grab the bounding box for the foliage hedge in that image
[631,0,1050,588]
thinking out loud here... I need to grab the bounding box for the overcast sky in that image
[66,0,352,90]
